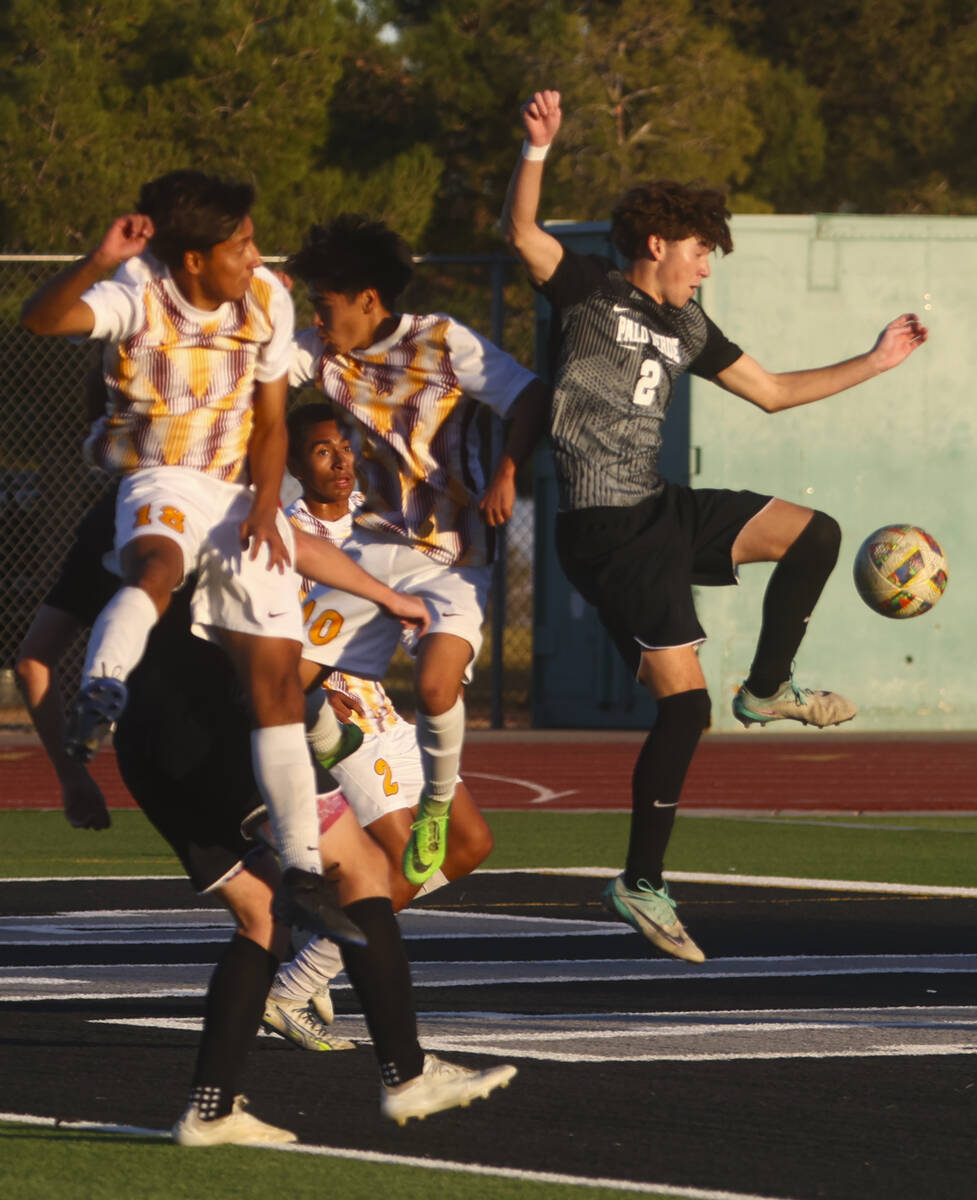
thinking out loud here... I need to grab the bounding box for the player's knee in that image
[415,677,458,715]
[449,817,494,875]
[656,688,711,733]
[12,653,43,696]
[791,510,841,572]
[250,668,304,726]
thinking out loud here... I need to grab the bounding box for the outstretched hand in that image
[240,505,291,573]
[92,214,155,272]
[871,313,928,371]
[383,591,431,638]
[521,89,562,146]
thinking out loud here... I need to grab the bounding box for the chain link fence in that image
[0,254,538,728]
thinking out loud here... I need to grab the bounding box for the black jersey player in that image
[501,89,928,962]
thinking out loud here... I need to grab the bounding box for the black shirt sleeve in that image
[688,309,743,379]
[537,247,615,311]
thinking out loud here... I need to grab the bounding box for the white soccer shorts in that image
[300,529,490,681]
[330,717,463,828]
[113,466,304,644]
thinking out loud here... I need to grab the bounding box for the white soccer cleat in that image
[172,1094,297,1146]
[310,984,335,1026]
[732,678,856,729]
[381,1054,517,1126]
[602,874,705,963]
[262,989,354,1051]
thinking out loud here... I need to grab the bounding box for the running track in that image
[3,728,977,813]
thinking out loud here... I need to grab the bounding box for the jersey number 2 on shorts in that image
[632,359,662,407]
[373,758,400,797]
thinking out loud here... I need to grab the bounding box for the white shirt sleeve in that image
[81,279,147,343]
[289,327,322,388]
[443,317,537,420]
[253,267,295,383]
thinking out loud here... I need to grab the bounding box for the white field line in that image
[0,1110,799,1200]
[3,868,977,897]
[490,867,977,898]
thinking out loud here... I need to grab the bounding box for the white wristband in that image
[521,139,551,162]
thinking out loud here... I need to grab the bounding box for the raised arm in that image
[20,214,154,336]
[499,89,566,287]
[716,314,928,413]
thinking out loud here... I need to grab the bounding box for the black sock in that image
[340,897,424,1087]
[745,510,841,698]
[625,689,711,891]
[190,932,279,1119]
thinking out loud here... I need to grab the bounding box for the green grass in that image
[0,810,182,877]
[3,808,977,888]
[0,1123,665,1200]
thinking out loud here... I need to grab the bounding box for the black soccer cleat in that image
[272,867,367,946]
[64,677,128,763]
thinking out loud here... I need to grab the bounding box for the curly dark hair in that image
[286,401,351,461]
[286,214,414,309]
[611,181,733,260]
[137,170,255,271]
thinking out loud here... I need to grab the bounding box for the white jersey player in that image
[285,214,546,889]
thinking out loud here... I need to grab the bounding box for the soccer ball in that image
[852,524,948,619]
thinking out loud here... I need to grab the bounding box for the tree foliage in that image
[0,0,441,251]
[2,0,977,256]
[695,0,977,213]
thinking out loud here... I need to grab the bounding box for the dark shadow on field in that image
[2,873,976,1200]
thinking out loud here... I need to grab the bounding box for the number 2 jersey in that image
[538,248,743,512]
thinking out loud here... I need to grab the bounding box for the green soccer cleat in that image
[732,678,856,729]
[402,792,452,885]
[313,720,364,771]
[602,874,705,963]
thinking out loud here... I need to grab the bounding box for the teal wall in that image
[532,214,977,732]
[694,214,977,731]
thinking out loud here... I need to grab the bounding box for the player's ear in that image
[360,288,380,313]
[183,248,206,276]
[646,234,665,262]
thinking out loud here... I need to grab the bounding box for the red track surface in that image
[2,731,976,812]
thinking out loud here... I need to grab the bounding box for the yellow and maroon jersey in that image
[291,314,535,567]
[82,261,293,481]
[286,493,400,737]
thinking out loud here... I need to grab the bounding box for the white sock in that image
[414,868,450,898]
[305,688,342,759]
[250,724,321,873]
[272,936,344,1002]
[415,697,465,803]
[82,586,158,682]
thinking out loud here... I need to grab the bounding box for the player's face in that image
[196,216,262,307]
[655,235,713,307]
[294,420,355,506]
[309,289,376,355]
